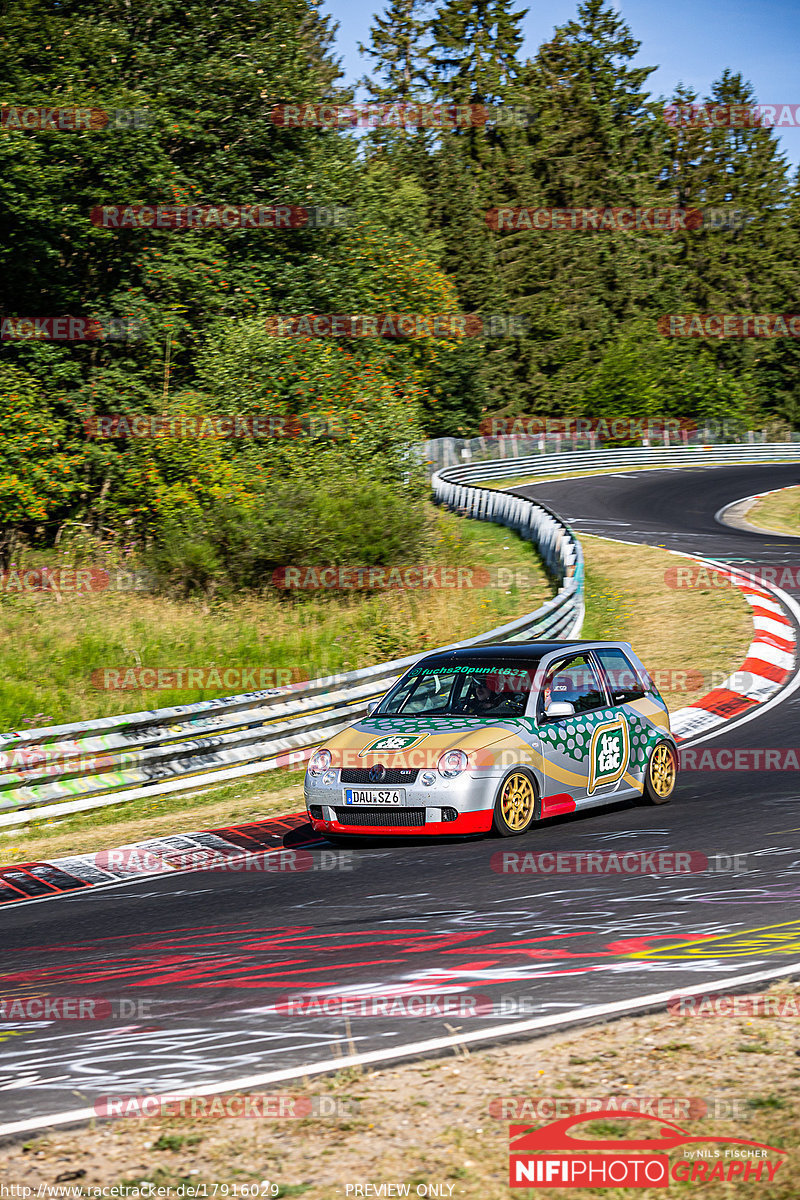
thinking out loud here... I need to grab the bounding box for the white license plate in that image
[344,789,405,806]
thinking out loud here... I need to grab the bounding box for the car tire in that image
[492,769,539,836]
[640,740,678,804]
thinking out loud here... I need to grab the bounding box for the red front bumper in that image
[308,809,494,837]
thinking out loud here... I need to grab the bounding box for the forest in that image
[1,0,798,583]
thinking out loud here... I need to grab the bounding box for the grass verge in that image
[3,980,798,1198]
[748,485,800,536]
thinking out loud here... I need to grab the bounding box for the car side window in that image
[539,653,607,718]
[595,648,646,704]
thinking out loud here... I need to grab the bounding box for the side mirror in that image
[545,700,575,719]
[365,700,378,715]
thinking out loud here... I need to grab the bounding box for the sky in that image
[320,0,800,172]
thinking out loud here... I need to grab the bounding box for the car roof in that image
[415,641,631,666]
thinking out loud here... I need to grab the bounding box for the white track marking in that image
[3,961,800,1138]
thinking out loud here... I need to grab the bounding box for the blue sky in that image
[321,0,800,171]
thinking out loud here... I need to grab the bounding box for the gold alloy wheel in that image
[649,743,676,798]
[499,771,536,831]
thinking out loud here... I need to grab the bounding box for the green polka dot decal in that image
[361,716,524,734]
[538,709,656,766]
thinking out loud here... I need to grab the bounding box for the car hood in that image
[323,715,533,769]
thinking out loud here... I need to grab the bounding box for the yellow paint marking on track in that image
[629,919,800,960]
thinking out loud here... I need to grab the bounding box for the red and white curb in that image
[0,813,327,906]
[669,556,797,740]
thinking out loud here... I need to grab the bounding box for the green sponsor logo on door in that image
[587,716,629,794]
[359,733,428,757]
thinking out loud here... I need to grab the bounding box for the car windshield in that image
[376,662,538,718]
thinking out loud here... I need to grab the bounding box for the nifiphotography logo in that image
[508,1110,786,1188]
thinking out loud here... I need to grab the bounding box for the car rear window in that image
[540,653,607,715]
[594,648,648,703]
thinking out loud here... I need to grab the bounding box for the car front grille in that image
[333,806,426,828]
[340,768,419,785]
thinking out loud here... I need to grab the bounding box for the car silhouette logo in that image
[510,1110,786,1155]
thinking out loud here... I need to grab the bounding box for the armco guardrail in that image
[417,430,800,473]
[431,441,800,484]
[0,475,583,827]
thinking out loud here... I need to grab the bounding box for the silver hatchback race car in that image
[304,640,678,838]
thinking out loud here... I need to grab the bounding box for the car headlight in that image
[308,749,332,778]
[438,749,468,778]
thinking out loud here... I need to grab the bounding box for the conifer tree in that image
[359,0,433,101]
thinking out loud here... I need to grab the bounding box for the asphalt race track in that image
[3,463,800,1134]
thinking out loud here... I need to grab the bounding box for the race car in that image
[304,640,678,839]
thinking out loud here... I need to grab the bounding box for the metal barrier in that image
[0,474,583,826]
[432,442,800,484]
[417,431,800,473]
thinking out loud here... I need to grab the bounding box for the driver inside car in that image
[470,676,522,715]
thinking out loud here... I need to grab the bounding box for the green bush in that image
[148,472,430,597]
